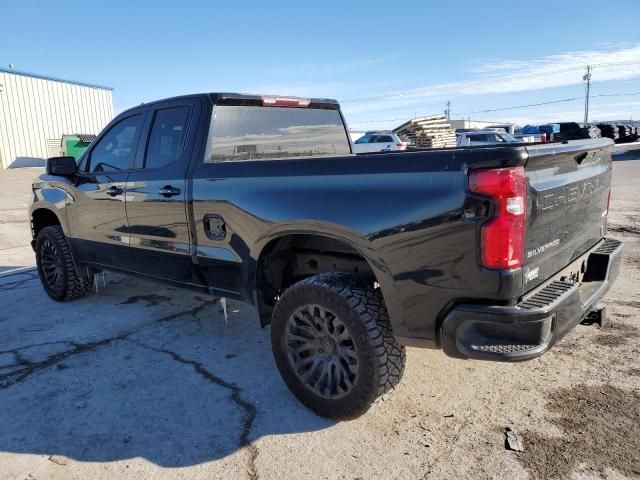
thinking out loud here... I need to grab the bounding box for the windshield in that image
[206,106,351,162]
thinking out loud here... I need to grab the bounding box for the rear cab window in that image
[206,106,351,162]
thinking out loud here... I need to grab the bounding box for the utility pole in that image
[583,65,592,124]
[445,101,451,120]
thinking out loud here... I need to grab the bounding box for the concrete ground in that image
[0,153,639,480]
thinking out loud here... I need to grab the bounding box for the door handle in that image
[106,186,124,196]
[158,185,181,197]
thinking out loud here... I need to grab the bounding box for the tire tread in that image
[36,226,93,301]
[272,272,406,418]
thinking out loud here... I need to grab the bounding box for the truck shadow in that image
[0,271,335,468]
[7,156,46,168]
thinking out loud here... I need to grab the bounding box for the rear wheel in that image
[271,272,406,419]
[35,225,93,301]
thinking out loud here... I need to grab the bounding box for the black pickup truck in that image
[30,93,621,418]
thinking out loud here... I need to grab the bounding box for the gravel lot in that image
[1,153,639,480]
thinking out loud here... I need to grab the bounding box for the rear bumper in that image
[439,238,622,361]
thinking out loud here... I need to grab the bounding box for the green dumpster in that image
[62,134,96,160]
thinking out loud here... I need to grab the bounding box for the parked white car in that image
[353,131,408,153]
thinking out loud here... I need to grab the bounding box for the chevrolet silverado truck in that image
[30,93,622,419]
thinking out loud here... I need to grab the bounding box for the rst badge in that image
[525,267,539,282]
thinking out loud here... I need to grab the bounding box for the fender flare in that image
[248,222,402,330]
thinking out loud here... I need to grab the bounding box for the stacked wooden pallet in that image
[393,115,457,149]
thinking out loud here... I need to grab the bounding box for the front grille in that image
[519,280,575,310]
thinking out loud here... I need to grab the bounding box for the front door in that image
[124,100,199,284]
[69,111,145,268]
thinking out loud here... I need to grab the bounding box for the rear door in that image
[522,140,611,292]
[124,98,200,283]
[69,110,145,268]
[192,101,352,299]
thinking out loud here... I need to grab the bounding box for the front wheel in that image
[35,225,93,301]
[271,272,406,419]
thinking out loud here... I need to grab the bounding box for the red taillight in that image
[261,96,311,107]
[469,166,527,269]
[540,134,547,143]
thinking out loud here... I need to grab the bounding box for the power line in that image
[341,61,640,104]
[349,115,423,126]
[435,92,640,116]
[349,97,581,124]
[346,92,640,125]
[591,92,640,98]
[456,97,581,116]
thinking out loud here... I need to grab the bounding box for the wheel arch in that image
[251,227,400,330]
[30,207,65,242]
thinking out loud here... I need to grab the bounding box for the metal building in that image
[0,67,113,169]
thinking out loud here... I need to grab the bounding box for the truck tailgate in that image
[522,139,612,292]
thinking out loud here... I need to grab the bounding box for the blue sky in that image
[2,0,639,130]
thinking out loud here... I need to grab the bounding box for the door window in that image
[144,106,191,169]
[89,115,142,172]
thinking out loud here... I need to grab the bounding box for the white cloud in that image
[343,44,640,103]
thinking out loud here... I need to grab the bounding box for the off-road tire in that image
[35,225,93,301]
[271,272,406,419]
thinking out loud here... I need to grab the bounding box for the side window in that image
[144,106,191,169]
[378,135,393,143]
[89,115,142,173]
[468,134,488,142]
[354,135,370,144]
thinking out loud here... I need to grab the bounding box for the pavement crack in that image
[0,341,75,356]
[128,339,259,480]
[0,334,129,389]
[0,297,220,390]
[155,297,218,323]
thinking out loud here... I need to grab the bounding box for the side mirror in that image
[46,156,77,176]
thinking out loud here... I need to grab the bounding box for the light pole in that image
[583,65,592,124]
